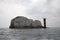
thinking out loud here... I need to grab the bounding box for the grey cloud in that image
[27,0,60,16]
[46,0,52,4]
[0,0,31,5]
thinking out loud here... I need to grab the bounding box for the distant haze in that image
[0,0,60,28]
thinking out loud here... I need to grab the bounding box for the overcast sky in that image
[0,0,60,28]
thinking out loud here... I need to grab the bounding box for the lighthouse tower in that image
[43,18,46,28]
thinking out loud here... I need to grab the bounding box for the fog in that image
[0,0,60,28]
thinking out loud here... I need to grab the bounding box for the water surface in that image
[0,27,60,40]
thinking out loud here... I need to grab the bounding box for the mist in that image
[0,0,60,28]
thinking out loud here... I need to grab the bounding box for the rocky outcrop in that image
[9,16,43,28]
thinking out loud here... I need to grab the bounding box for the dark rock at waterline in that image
[9,16,43,29]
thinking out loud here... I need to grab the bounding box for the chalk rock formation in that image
[9,16,43,28]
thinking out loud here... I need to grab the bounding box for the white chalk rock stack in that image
[9,16,43,28]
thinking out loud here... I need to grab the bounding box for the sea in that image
[0,27,60,40]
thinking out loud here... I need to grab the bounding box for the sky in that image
[0,0,60,28]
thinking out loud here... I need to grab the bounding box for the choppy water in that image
[0,27,60,40]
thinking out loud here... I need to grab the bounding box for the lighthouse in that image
[43,18,46,28]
